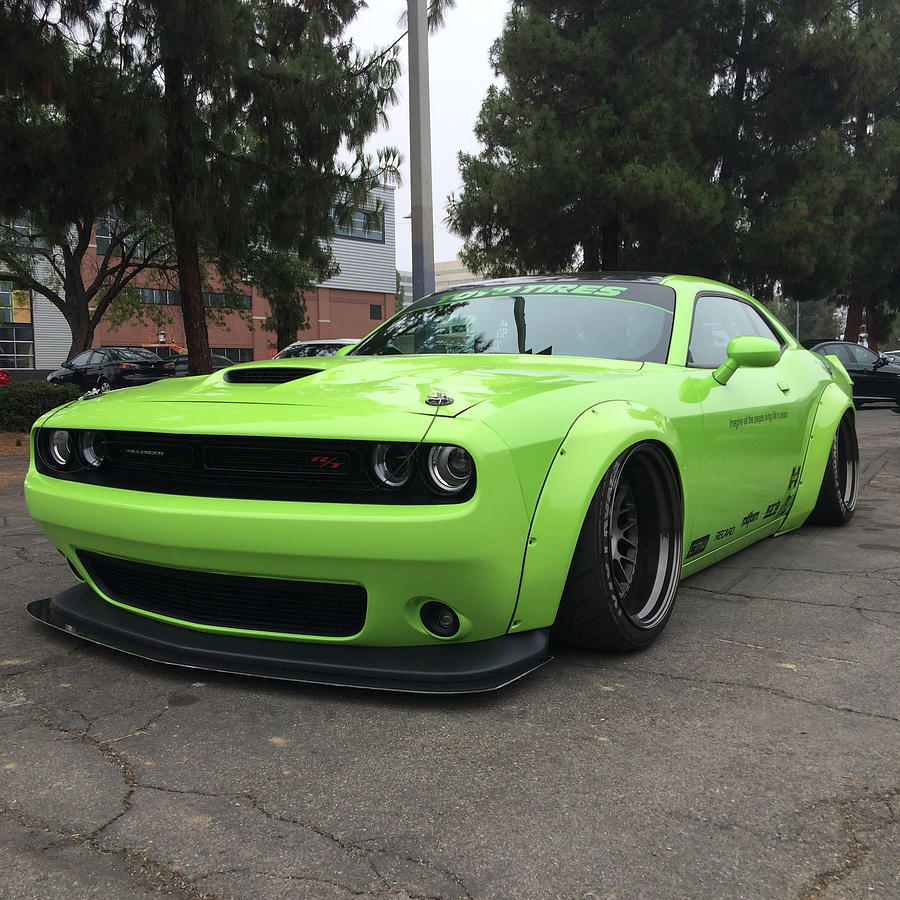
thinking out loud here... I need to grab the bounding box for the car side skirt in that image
[27,586,552,694]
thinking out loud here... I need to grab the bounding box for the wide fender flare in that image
[509,400,685,633]
[777,381,855,534]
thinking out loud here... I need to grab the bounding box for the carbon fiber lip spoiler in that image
[27,586,552,694]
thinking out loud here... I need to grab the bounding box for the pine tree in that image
[109,0,402,373]
[448,1,728,276]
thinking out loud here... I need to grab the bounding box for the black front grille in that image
[224,367,320,384]
[79,551,366,637]
[35,431,474,504]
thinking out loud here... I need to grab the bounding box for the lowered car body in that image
[24,274,859,692]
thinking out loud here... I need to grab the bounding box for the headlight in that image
[425,445,474,494]
[47,430,73,468]
[371,443,413,489]
[79,431,108,468]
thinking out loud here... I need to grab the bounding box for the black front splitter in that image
[27,585,552,694]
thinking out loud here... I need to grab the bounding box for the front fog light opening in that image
[47,429,73,468]
[420,601,460,638]
[371,443,413,489]
[78,431,108,468]
[425,445,473,494]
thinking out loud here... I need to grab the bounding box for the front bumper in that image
[28,586,551,693]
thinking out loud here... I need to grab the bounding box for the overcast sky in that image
[346,1,512,271]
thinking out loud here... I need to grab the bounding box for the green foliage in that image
[245,247,335,351]
[0,6,175,357]
[0,382,82,433]
[449,1,728,276]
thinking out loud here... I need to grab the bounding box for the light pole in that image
[408,0,436,302]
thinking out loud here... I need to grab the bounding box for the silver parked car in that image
[274,339,357,359]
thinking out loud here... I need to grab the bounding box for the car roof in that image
[437,272,669,291]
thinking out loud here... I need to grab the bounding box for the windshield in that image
[353,283,675,363]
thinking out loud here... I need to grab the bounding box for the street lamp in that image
[408,0,436,301]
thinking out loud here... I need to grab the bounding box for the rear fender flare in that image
[777,381,855,534]
[510,401,684,633]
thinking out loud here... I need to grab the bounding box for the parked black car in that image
[47,348,171,392]
[803,340,900,410]
[168,354,236,376]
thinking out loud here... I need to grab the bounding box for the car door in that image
[841,344,899,404]
[61,350,96,388]
[686,294,812,556]
[84,349,111,387]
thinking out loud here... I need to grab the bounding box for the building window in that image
[94,215,148,259]
[140,288,181,306]
[137,288,251,310]
[94,218,111,255]
[0,281,35,368]
[369,304,383,320]
[203,292,252,310]
[218,347,254,362]
[333,208,385,243]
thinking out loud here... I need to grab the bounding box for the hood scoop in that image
[224,367,322,385]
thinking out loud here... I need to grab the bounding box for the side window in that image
[847,344,877,366]
[69,351,92,367]
[825,343,852,366]
[88,351,106,364]
[688,295,782,368]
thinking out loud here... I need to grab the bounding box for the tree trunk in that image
[864,293,879,352]
[65,305,94,359]
[60,278,94,357]
[582,227,600,272]
[601,215,619,271]
[163,48,211,375]
[719,5,755,186]
[844,289,865,343]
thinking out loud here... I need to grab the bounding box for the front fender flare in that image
[776,381,855,534]
[509,401,684,633]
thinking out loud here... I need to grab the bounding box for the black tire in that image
[552,443,683,652]
[98,378,112,393]
[807,413,859,525]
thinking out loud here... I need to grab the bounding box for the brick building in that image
[2,186,397,370]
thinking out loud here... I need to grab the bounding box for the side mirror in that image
[874,355,890,369]
[334,345,355,357]
[713,335,781,385]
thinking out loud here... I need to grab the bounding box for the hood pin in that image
[426,390,454,407]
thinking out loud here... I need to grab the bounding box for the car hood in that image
[103,354,645,417]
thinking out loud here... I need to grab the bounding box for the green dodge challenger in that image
[25,274,859,692]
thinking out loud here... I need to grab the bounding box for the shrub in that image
[0,382,83,432]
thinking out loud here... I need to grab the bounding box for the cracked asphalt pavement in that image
[1,414,897,899]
